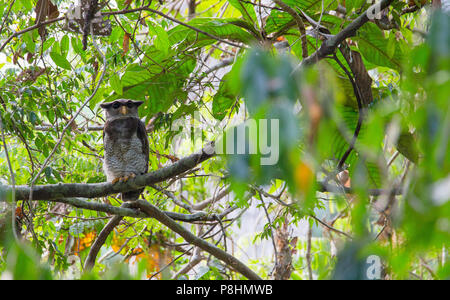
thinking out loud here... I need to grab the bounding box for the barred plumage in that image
[100,99,149,201]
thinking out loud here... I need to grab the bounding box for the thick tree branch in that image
[6,143,215,201]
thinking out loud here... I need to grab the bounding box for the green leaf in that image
[71,36,83,56]
[396,131,419,163]
[60,35,69,57]
[212,94,235,121]
[50,52,72,70]
[355,23,402,71]
[89,87,106,110]
[110,73,123,95]
[345,0,366,14]
[44,166,52,180]
[386,33,396,59]
[167,18,255,48]
[23,32,35,53]
[19,0,33,11]
[228,0,257,25]
[212,55,244,120]
[42,37,55,53]
[28,111,38,125]
[121,64,154,87]
[122,84,148,101]
[148,22,170,56]
[364,160,382,188]
[284,0,338,13]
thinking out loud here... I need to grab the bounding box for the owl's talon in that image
[121,173,137,183]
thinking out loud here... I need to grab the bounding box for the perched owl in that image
[100,99,149,201]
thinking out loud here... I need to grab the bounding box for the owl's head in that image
[100,99,143,121]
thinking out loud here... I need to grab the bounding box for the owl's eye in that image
[127,102,133,108]
[112,102,120,109]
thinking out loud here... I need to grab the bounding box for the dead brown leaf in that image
[122,32,130,57]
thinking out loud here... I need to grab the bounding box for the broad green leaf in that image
[71,36,83,55]
[146,73,189,114]
[23,32,35,53]
[42,37,55,52]
[148,22,170,56]
[60,35,69,57]
[212,54,244,120]
[110,73,123,95]
[19,0,33,11]
[355,23,403,71]
[284,0,338,13]
[122,84,148,101]
[89,87,106,110]
[386,33,396,59]
[167,18,255,47]
[265,11,292,35]
[50,52,72,70]
[345,0,366,14]
[121,64,154,87]
[228,0,257,25]
[212,94,235,121]
[396,131,419,163]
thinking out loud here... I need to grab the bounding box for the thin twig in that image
[333,52,364,171]
[272,0,308,58]
[0,0,16,36]
[309,215,353,239]
[0,16,65,53]
[104,6,245,48]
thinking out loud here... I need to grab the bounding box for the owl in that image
[100,99,149,201]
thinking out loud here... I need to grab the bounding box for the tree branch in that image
[7,142,215,201]
[84,213,123,271]
[131,200,262,280]
[299,0,395,68]
[104,7,246,48]
[0,16,65,53]
[272,0,308,58]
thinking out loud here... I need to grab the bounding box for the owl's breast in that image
[103,117,148,179]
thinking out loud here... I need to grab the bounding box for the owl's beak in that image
[120,106,128,115]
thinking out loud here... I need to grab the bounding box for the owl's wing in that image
[136,119,149,173]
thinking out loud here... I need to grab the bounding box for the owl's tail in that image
[121,188,144,201]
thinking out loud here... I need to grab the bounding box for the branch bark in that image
[84,214,123,271]
[6,143,215,201]
[131,200,262,280]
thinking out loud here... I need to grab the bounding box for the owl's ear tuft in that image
[133,101,144,107]
[100,102,113,109]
